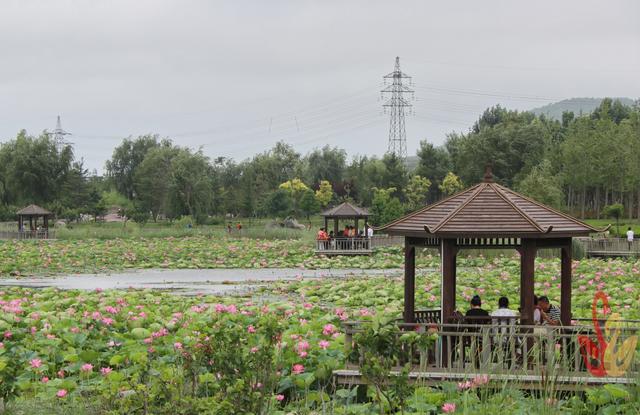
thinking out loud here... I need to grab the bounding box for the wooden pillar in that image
[334,218,339,236]
[354,218,359,235]
[29,216,33,231]
[323,217,328,231]
[519,239,536,325]
[441,238,457,323]
[403,239,416,323]
[560,240,572,326]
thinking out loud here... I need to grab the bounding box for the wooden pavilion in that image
[378,169,602,327]
[16,204,54,239]
[317,202,371,255]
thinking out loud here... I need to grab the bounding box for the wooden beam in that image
[520,239,536,325]
[561,240,572,326]
[441,238,457,323]
[404,239,416,323]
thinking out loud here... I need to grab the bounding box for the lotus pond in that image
[0,237,414,277]
[0,254,637,413]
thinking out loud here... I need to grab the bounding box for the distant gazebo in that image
[17,204,54,239]
[317,202,371,255]
[378,168,602,326]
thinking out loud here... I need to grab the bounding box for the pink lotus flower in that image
[442,402,456,413]
[101,367,112,376]
[250,346,259,353]
[247,325,256,333]
[41,376,49,383]
[292,364,304,374]
[322,324,337,336]
[457,381,472,390]
[81,363,93,372]
[298,351,308,358]
[56,389,68,398]
[473,374,489,386]
[319,340,330,350]
[30,358,42,369]
[174,342,183,350]
[276,394,285,401]
[297,341,310,352]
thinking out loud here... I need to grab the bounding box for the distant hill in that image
[530,97,635,120]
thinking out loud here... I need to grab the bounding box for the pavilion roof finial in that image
[483,164,494,183]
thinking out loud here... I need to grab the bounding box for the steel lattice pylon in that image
[381,57,413,161]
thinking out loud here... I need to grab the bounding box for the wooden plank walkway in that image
[334,368,637,391]
[578,237,640,258]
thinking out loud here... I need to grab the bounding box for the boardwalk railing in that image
[341,318,640,386]
[577,237,640,257]
[0,230,55,240]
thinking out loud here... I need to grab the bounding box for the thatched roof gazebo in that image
[378,169,601,327]
[17,204,53,238]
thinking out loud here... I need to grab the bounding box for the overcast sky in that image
[1,0,638,172]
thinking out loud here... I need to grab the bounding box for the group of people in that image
[316,224,374,249]
[465,294,560,326]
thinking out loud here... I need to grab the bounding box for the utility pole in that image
[381,57,413,161]
[50,115,72,149]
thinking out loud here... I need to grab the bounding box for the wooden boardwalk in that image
[336,318,640,391]
[577,237,640,258]
[334,368,636,391]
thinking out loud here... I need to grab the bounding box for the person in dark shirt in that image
[465,295,489,322]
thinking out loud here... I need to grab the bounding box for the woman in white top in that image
[627,227,635,250]
[533,295,542,325]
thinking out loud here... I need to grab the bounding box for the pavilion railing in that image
[316,237,371,251]
[343,319,640,380]
[0,230,55,240]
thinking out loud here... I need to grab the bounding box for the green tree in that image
[603,203,624,236]
[262,188,292,218]
[134,146,178,221]
[299,188,320,222]
[315,180,334,208]
[370,187,404,226]
[439,172,464,197]
[405,175,432,211]
[415,141,451,202]
[169,149,215,224]
[516,160,564,209]
[304,145,346,186]
[105,135,168,200]
[279,178,310,217]
[381,153,408,199]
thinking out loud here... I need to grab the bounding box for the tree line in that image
[0,98,638,227]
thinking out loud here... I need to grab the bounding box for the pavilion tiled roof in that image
[16,204,53,216]
[378,180,601,238]
[321,202,368,218]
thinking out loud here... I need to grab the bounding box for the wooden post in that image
[354,218,359,235]
[441,238,457,323]
[561,240,572,326]
[334,218,339,236]
[519,239,536,325]
[323,217,328,232]
[404,239,416,323]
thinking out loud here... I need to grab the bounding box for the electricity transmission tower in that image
[49,115,72,149]
[381,57,413,160]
